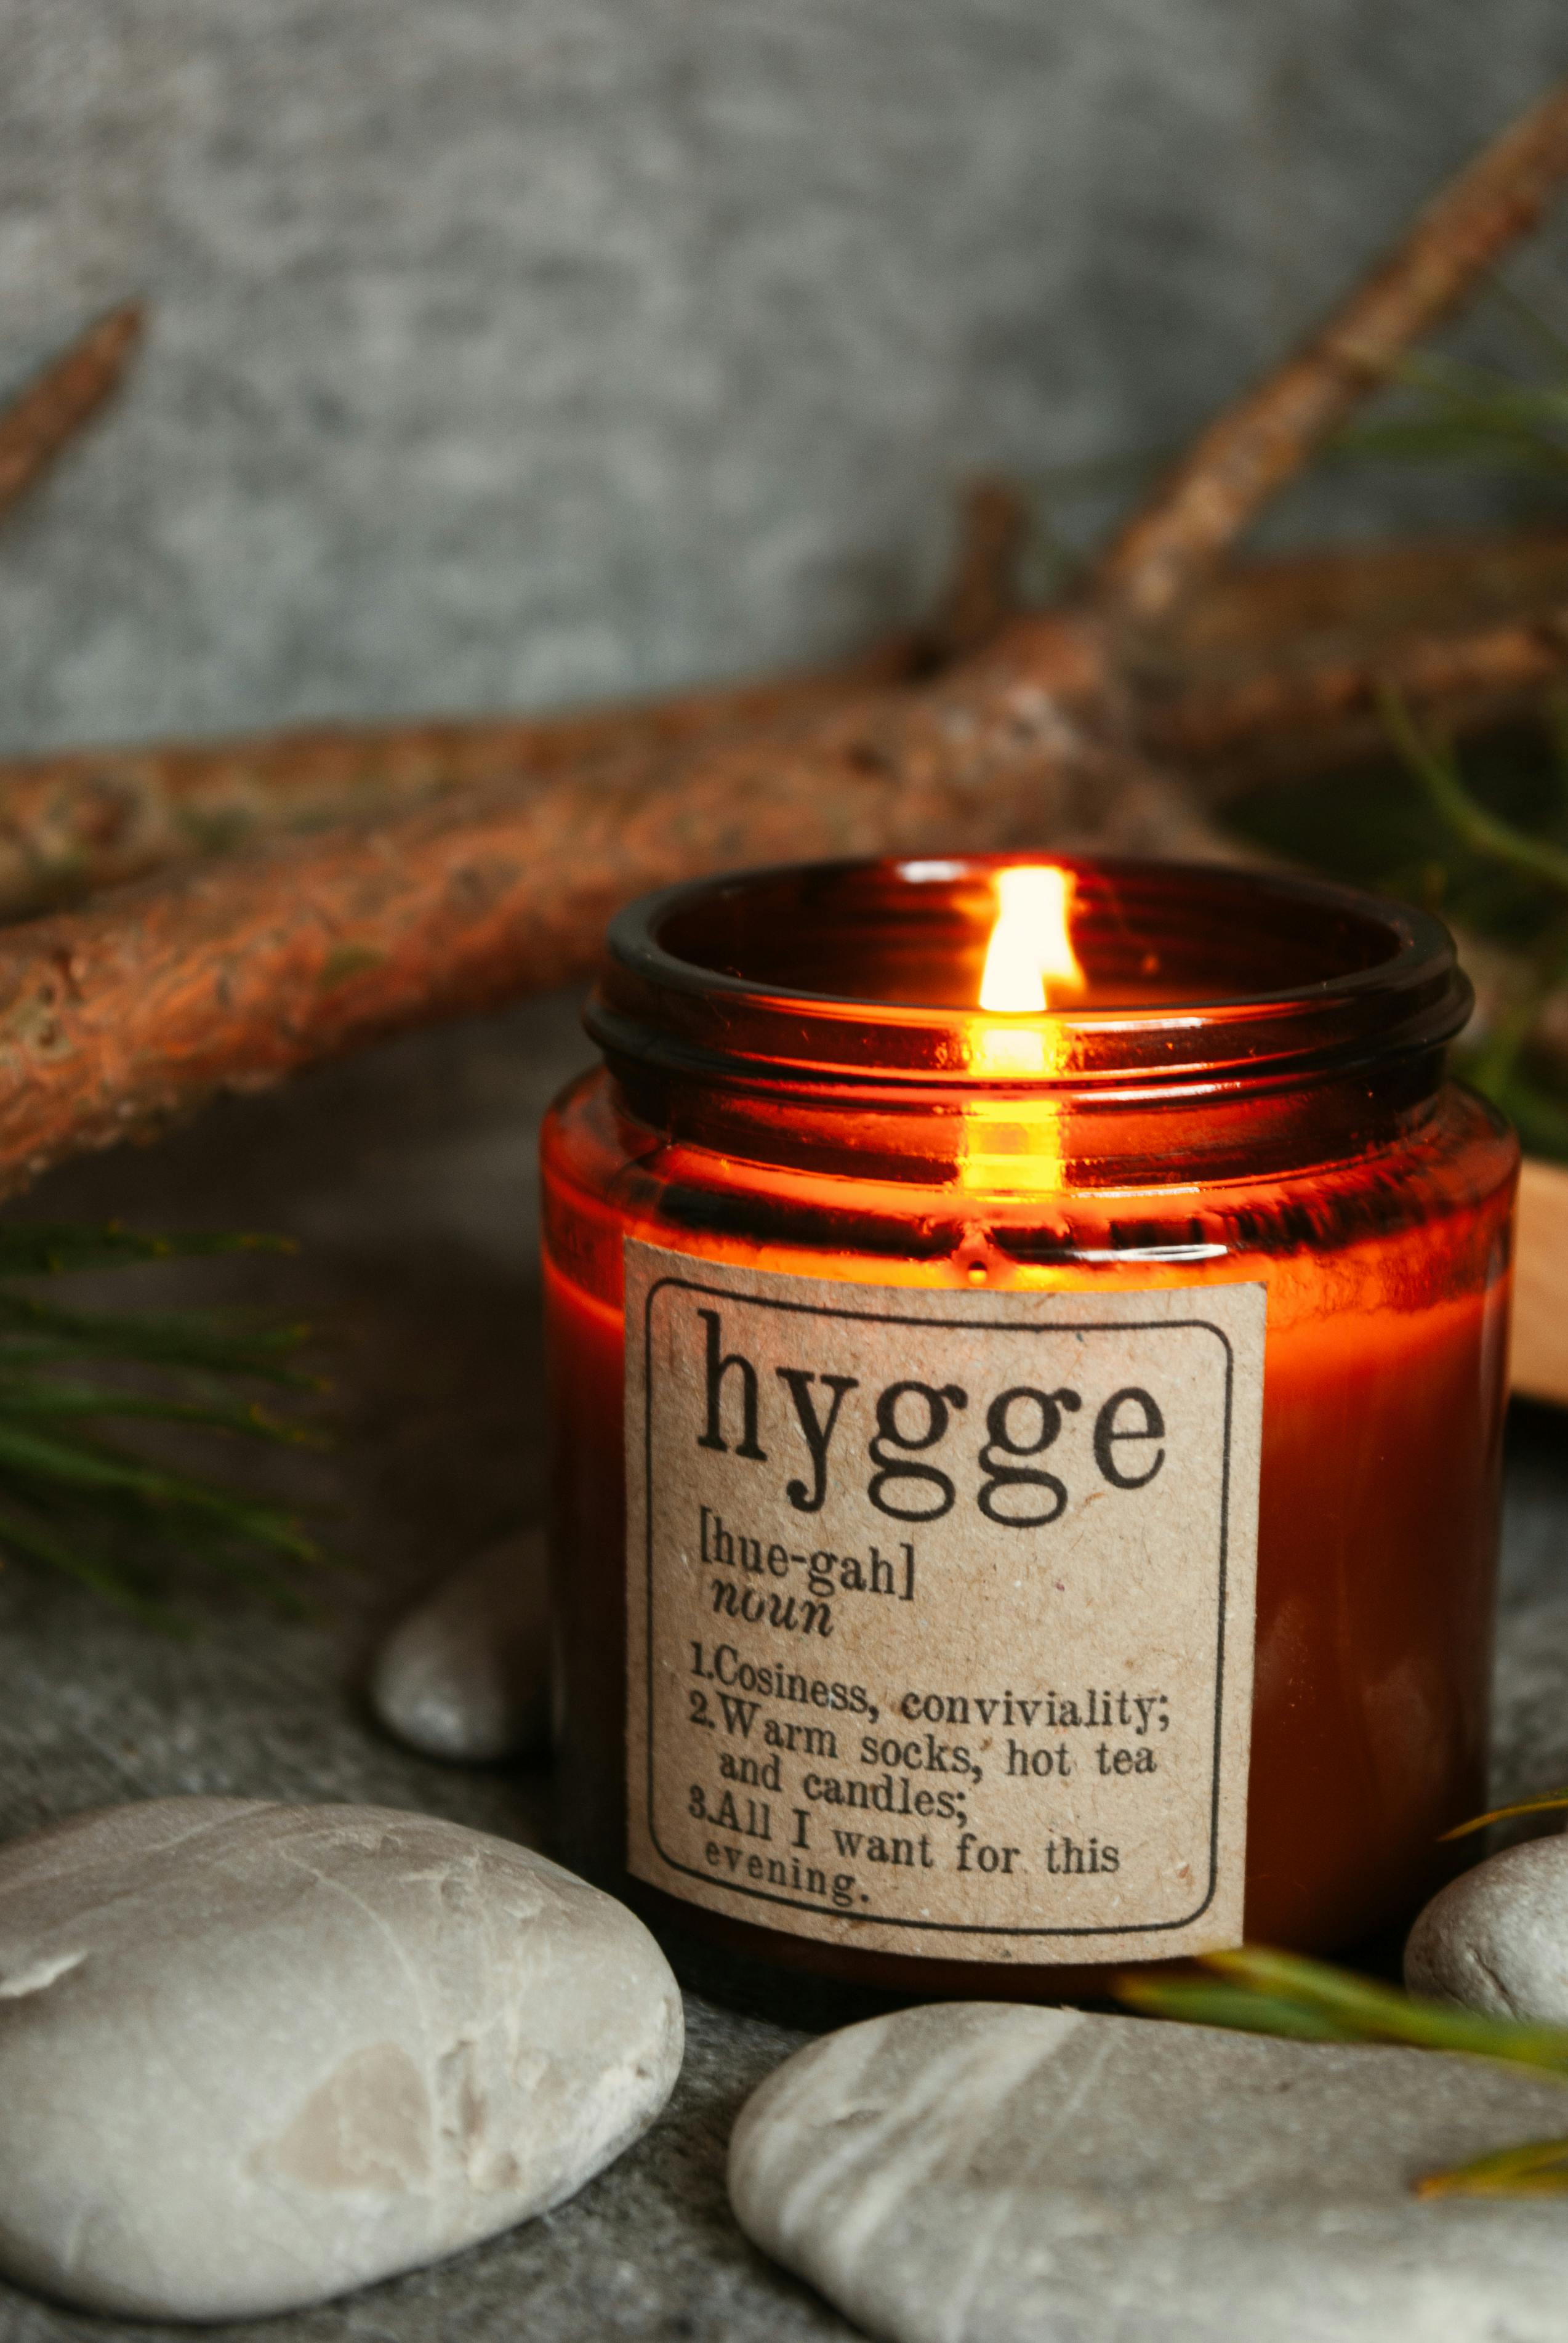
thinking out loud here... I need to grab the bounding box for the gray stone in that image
[1406,1835,1568,2023]
[729,2000,1568,2343]
[0,1797,682,2323]
[370,1528,550,1764]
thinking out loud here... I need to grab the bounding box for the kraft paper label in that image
[624,1240,1265,1962]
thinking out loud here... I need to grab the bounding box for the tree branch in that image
[1381,686,1568,893]
[1094,81,1568,630]
[0,648,915,921]
[1141,523,1568,673]
[0,478,1029,921]
[0,304,143,525]
[0,616,1223,1196]
[915,478,1031,664]
[1144,606,1568,787]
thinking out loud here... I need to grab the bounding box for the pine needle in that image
[0,1220,328,1618]
[1120,1946,1568,2070]
[1380,690,1568,898]
[1442,1789,1568,1840]
[1220,280,1568,1162]
[1416,2135,1568,2198]
[1117,1945,1568,2200]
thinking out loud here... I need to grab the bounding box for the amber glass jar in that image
[542,855,1514,2000]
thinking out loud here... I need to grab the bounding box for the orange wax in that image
[542,855,1514,2001]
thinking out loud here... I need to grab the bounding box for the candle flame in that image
[961,866,1084,1192]
[978,865,1084,1013]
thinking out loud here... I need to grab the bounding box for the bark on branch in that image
[5,520,1566,921]
[0,619,1227,1196]
[0,483,1029,922]
[0,648,915,921]
[1133,523,1568,784]
[0,304,143,525]
[1147,607,1568,786]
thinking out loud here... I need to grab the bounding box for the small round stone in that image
[0,1797,681,2321]
[1406,1834,1568,2021]
[370,1527,550,1762]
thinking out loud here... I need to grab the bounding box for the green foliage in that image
[1120,1943,1568,2068]
[1118,1945,1568,2198]
[1227,717,1568,946]
[1445,1788,1568,1841]
[1227,701,1568,1163]
[1333,330,1568,487]
[1223,280,1568,1161]
[0,1222,326,1623]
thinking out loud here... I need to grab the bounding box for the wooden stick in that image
[1095,81,1568,629]
[1143,610,1568,786]
[0,615,1216,1195]
[0,480,1027,921]
[0,647,917,921]
[1123,522,1568,778]
[0,589,1532,1175]
[0,304,143,523]
[917,478,1031,663]
[2,519,1562,920]
[1513,1157,1568,1405]
[1141,523,1568,674]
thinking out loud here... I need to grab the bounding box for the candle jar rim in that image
[587,853,1471,1095]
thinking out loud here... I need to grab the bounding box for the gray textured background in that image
[3,1,1568,757]
[6,17,1568,2336]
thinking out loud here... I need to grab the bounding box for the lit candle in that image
[963,861,1084,1183]
[543,855,1514,1999]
